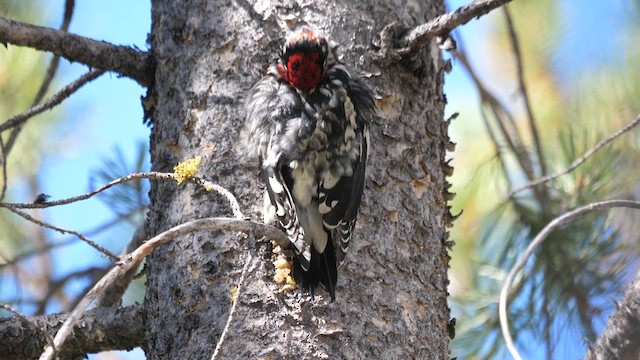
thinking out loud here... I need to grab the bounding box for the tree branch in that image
[3,0,77,159]
[503,6,546,179]
[0,69,105,133]
[3,206,120,261]
[0,16,154,86]
[0,305,144,360]
[379,0,514,56]
[38,217,287,360]
[585,269,640,360]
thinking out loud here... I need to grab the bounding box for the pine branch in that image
[0,16,153,86]
[499,200,640,360]
[509,114,640,197]
[0,305,144,360]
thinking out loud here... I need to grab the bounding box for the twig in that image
[0,172,169,209]
[0,136,7,201]
[1,172,245,214]
[193,177,244,218]
[1,170,268,264]
[38,217,287,360]
[3,0,77,156]
[4,206,119,261]
[0,302,57,359]
[509,114,640,196]
[95,226,146,307]
[0,213,135,268]
[0,16,153,86]
[503,6,546,179]
[0,69,105,132]
[211,238,256,360]
[33,0,75,105]
[499,199,640,360]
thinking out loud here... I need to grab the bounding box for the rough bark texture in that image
[145,0,451,358]
[0,305,144,360]
[585,270,640,360]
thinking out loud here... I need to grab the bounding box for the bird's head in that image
[277,28,331,92]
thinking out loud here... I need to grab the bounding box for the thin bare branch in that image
[0,69,105,132]
[1,170,256,267]
[33,0,76,106]
[95,226,146,307]
[0,136,7,201]
[0,172,244,215]
[4,0,76,157]
[211,237,256,360]
[38,217,287,360]
[4,206,119,261]
[0,172,168,209]
[193,177,244,219]
[0,16,153,86]
[394,0,515,53]
[499,200,640,360]
[0,213,135,268]
[509,114,640,196]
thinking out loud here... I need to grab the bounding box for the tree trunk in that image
[585,269,640,360]
[145,0,451,358]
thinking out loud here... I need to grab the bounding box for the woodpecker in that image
[242,28,375,300]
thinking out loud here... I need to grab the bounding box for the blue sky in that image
[2,0,635,359]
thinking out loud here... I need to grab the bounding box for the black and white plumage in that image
[242,28,375,300]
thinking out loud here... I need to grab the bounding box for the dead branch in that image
[38,217,287,360]
[0,16,153,86]
[0,69,105,133]
[3,0,77,157]
[380,0,514,56]
[0,305,144,360]
[502,6,546,179]
[4,206,120,261]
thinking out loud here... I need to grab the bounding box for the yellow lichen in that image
[173,155,202,185]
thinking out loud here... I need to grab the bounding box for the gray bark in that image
[0,305,144,360]
[144,0,451,358]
